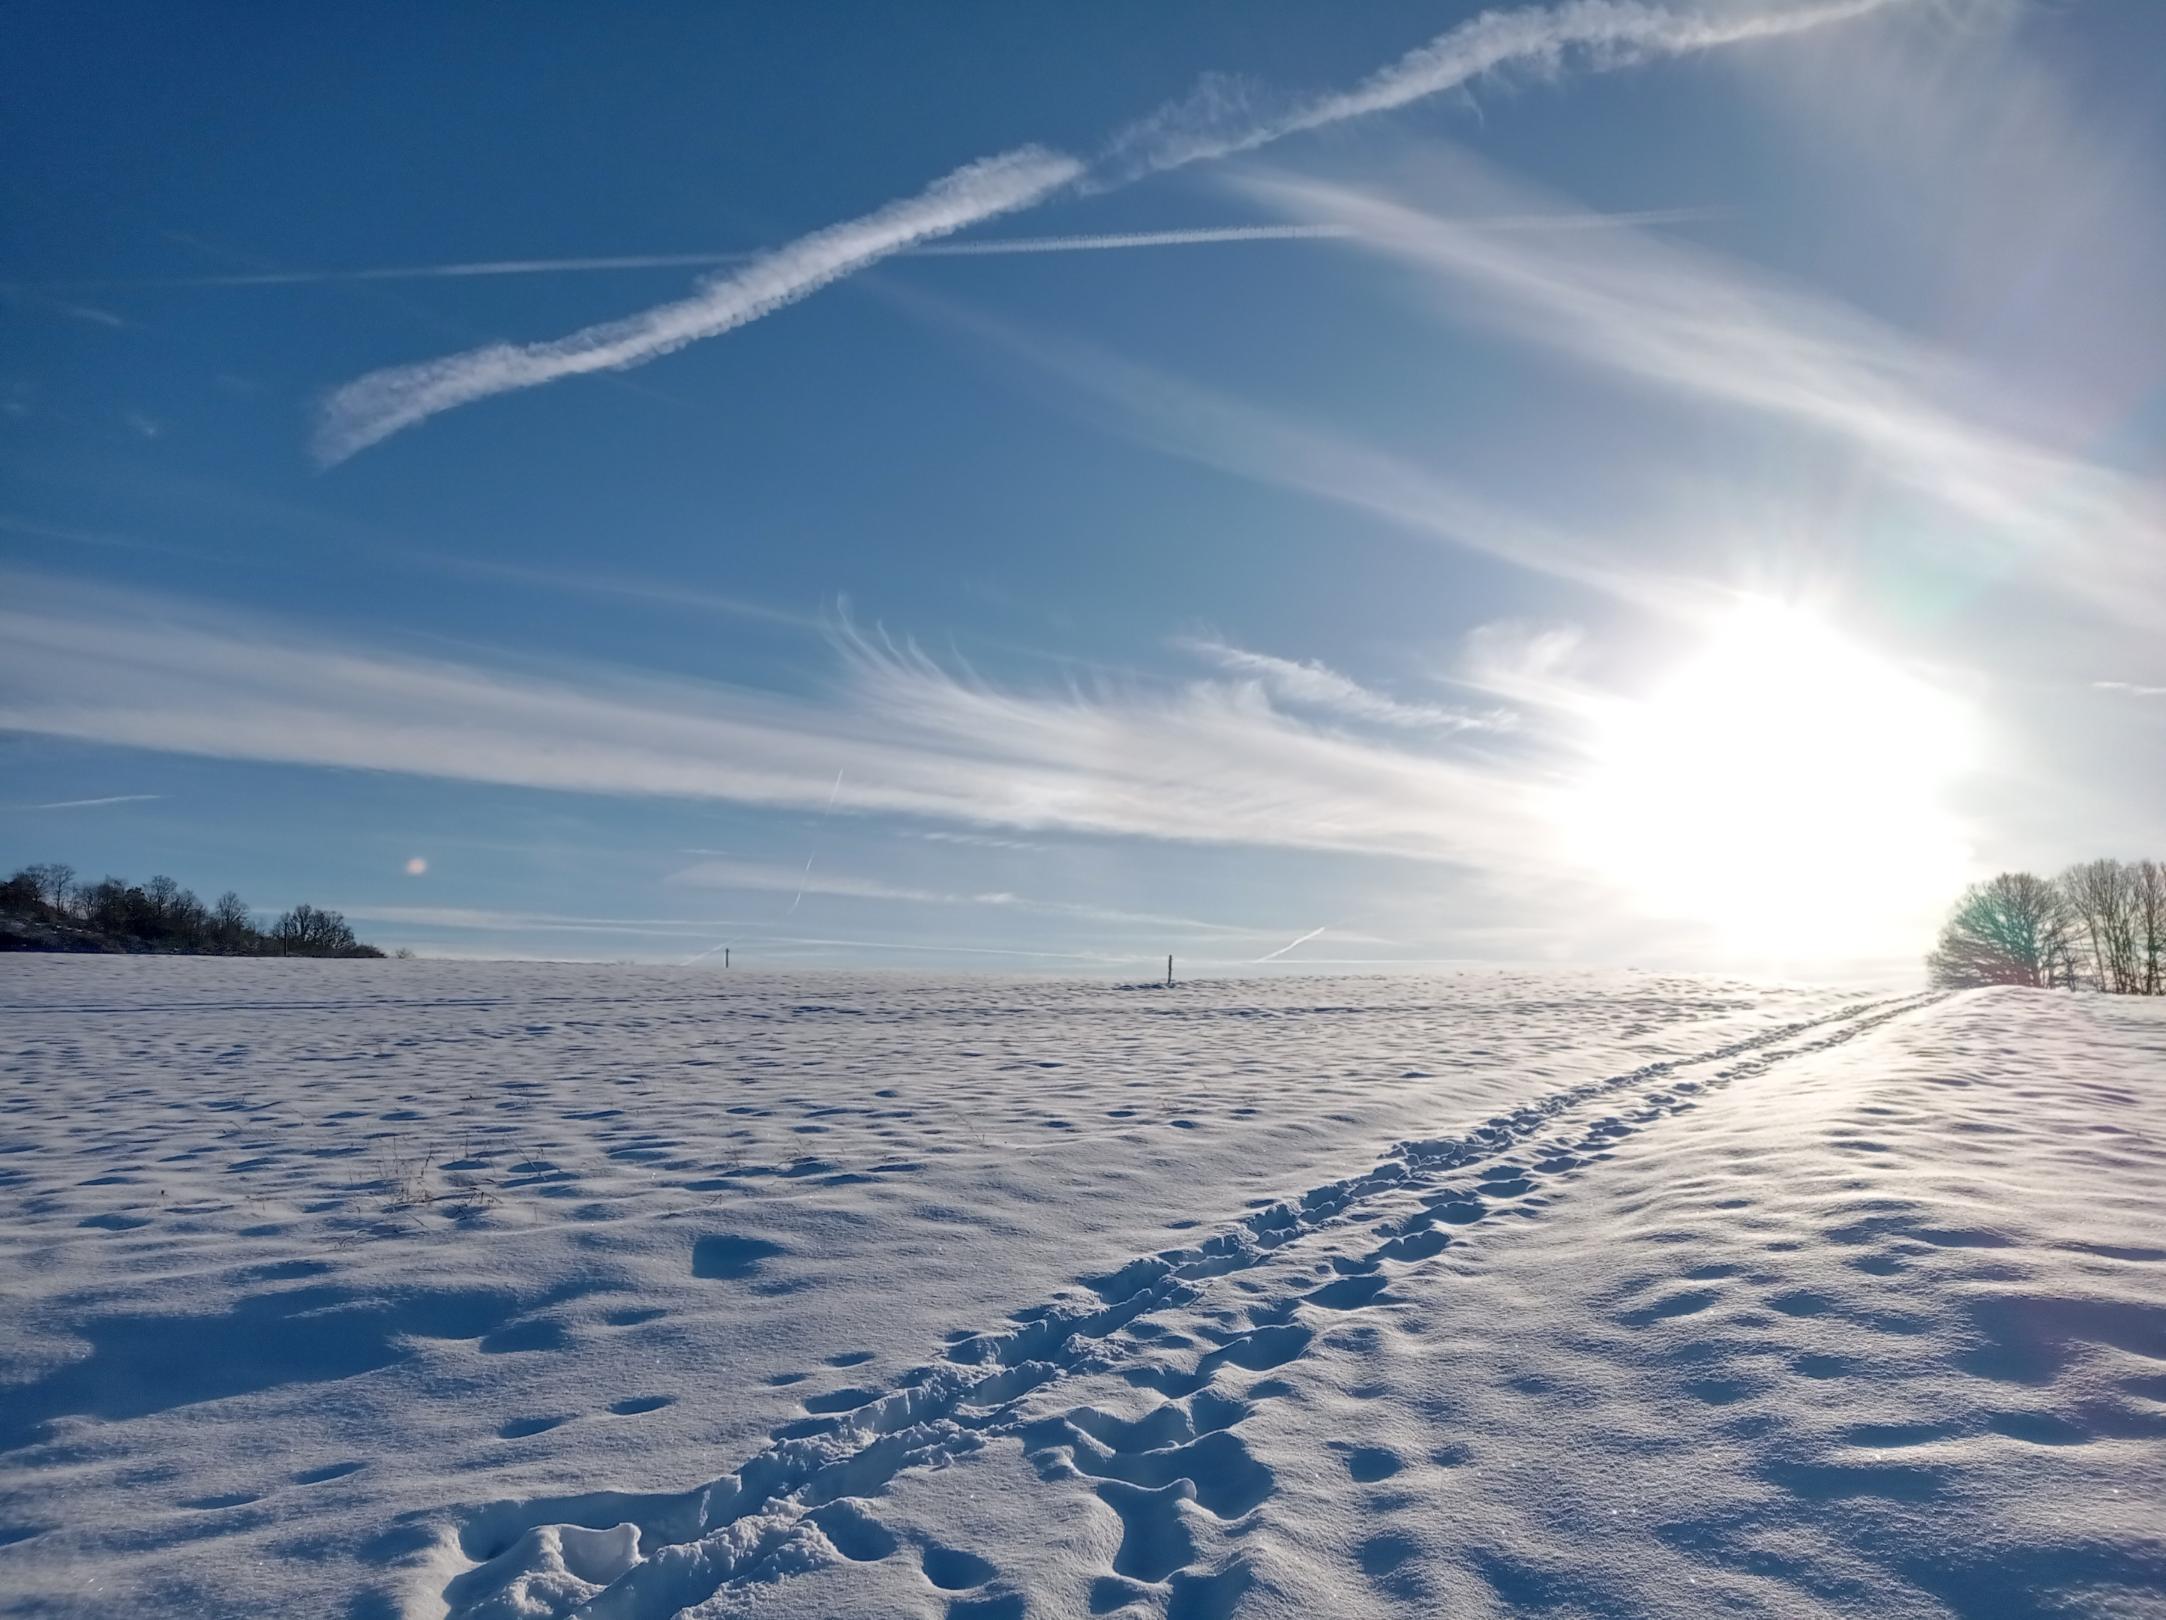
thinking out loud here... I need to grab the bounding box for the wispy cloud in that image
[909,828,1047,853]
[671,856,954,906]
[2095,680,2166,699]
[916,296,1696,611]
[1235,160,2166,631]
[5,792,164,811]
[312,146,1082,464]
[338,905,757,937]
[0,573,1552,875]
[340,904,1121,963]
[412,556,825,633]
[1458,621,1597,715]
[0,515,198,557]
[313,0,1898,461]
[1179,636,1512,732]
[671,852,1275,937]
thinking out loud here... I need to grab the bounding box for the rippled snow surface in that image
[1,960,2160,1617]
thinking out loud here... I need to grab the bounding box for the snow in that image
[2,960,2161,1618]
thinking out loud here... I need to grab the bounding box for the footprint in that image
[692,1233,786,1280]
[499,1414,572,1439]
[1344,1445,1404,1483]
[808,1499,898,1562]
[922,1544,997,1590]
[1051,1423,1274,1519]
[1166,1559,1253,1619]
[480,1318,571,1355]
[1376,1227,1448,1263]
[608,1395,673,1416]
[826,1350,875,1368]
[1426,1194,1487,1225]
[802,1386,879,1415]
[1305,1273,1391,1312]
[1098,1478,1197,1582]
[1358,1529,1420,1585]
[1768,1289,1834,1317]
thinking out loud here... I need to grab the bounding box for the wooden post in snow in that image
[1166,953,1173,988]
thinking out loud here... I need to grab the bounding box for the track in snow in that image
[442,990,1944,1620]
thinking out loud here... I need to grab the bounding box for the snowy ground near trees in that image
[1,961,2161,1619]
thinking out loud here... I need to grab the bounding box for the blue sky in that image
[4,0,2163,976]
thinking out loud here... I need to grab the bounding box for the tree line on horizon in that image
[1928,857,2165,993]
[1,862,386,957]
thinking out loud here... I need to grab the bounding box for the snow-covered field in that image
[2,962,2161,1619]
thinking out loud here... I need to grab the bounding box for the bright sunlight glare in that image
[1565,602,1974,961]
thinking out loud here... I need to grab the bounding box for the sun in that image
[1564,601,1972,961]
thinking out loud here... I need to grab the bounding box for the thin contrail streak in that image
[784,855,817,919]
[687,766,847,960]
[7,792,165,811]
[783,768,846,918]
[40,226,1351,290]
[33,212,1728,291]
[1256,924,1328,963]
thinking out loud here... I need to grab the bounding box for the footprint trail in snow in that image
[443,992,1949,1619]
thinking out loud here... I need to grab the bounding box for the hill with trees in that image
[1,863,384,957]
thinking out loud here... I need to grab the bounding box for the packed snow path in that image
[1,964,2161,1618]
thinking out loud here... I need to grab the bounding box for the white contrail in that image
[72,225,1354,289]
[1104,0,1911,179]
[688,767,847,959]
[783,767,846,917]
[314,1,1906,461]
[40,212,1724,295]
[312,146,1081,464]
[8,792,164,811]
[1256,924,1328,963]
[920,224,1348,257]
[784,855,817,918]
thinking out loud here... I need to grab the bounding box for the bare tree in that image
[23,863,75,908]
[142,874,183,921]
[5,863,381,957]
[2135,859,2166,997]
[2061,858,2141,992]
[271,903,369,957]
[1927,873,2077,989]
[211,890,254,951]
